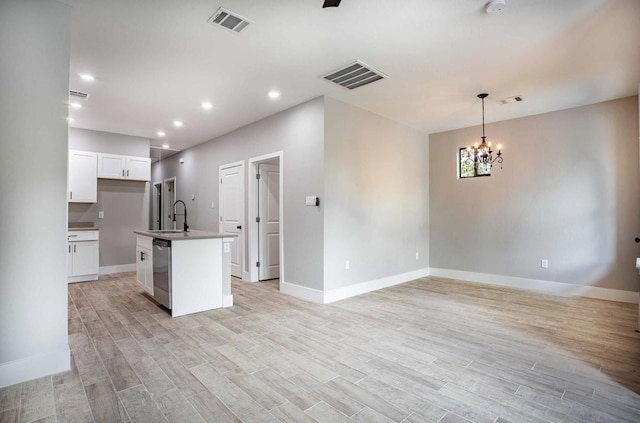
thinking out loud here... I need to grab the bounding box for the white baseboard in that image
[68,274,98,283]
[99,264,136,275]
[429,268,639,304]
[323,268,430,304]
[223,295,233,308]
[0,348,70,389]
[280,268,430,304]
[280,281,325,304]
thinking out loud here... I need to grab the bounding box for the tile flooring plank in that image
[102,356,141,392]
[222,368,287,411]
[269,402,317,423]
[289,372,364,418]
[190,364,280,423]
[118,385,167,423]
[19,377,55,423]
[252,368,320,411]
[84,378,128,423]
[304,401,351,423]
[187,390,241,423]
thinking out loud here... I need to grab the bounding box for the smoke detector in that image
[486,0,506,15]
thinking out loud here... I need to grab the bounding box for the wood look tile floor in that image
[1,273,639,423]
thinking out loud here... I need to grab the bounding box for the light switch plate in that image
[305,196,319,206]
[98,211,104,219]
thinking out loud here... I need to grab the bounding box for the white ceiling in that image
[66,0,640,151]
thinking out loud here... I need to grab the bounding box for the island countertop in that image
[134,230,237,241]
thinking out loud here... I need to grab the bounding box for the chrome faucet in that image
[173,200,189,232]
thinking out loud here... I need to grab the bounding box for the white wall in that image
[430,96,640,297]
[0,0,71,387]
[323,97,430,292]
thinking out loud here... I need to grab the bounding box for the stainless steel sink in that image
[147,230,185,234]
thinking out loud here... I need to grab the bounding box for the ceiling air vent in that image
[499,95,523,105]
[207,7,253,33]
[69,90,90,101]
[323,60,387,90]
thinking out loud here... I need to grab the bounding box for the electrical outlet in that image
[211,201,215,209]
[345,260,350,270]
[98,211,104,219]
[416,252,419,260]
[191,194,196,201]
[541,259,549,268]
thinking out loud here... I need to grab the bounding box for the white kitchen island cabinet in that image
[134,230,236,317]
[136,235,153,295]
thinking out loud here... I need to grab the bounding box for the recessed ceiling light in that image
[201,101,213,110]
[268,91,280,99]
[79,73,95,81]
[173,121,183,127]
[70,102,82,109]
[157,131,166,137]
[162,144,170,149]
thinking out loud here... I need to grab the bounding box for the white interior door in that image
[220,164,244,278]
[258,163,280,280]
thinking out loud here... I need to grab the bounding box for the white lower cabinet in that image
[68,230,99,283]
[136,236,153,295]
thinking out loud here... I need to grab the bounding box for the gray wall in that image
[323,98,430,290]
[152,97,325,290]
[429,96,640,292]
[69,128,150,267]
[69,127,150,157]
[0,0,70,386]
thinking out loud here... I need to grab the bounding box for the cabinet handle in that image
[140,251,144,261]
[122,169,125,177]
[69,245,71,253]
[73,245,76,253]
[70,191,73,200]
[127,169,129,177]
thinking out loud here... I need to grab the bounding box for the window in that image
[459,147,491,178]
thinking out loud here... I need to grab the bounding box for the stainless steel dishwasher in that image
[152,238,172,309]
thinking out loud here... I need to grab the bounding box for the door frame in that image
[163,177,176,230]
[248,151,284,284]
[152,181,163,230]
[219,161,245,279]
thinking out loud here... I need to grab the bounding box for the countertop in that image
[134,230,237,241]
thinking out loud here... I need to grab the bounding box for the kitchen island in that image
[134,230,236,317]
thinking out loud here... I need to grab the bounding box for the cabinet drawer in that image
[68,230,99,242]
[137,235,153,250]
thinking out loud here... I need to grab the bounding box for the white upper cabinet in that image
[126,156,151,181]
[98,153,127,179]
[68,150,97,203]
[98,153,150,181]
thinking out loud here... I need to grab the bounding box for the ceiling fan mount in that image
[323,0,342,8]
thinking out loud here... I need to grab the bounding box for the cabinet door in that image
[143,247,154,295]
[98,153,126,179]
[69,150,97,203]
[126,156,151,181]
[72,241,99,276]
[136,246,146,289]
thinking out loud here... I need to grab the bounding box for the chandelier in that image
[466,93,503,172]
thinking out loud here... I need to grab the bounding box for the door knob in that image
[635,237,640,243]
[237,225,242,230]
